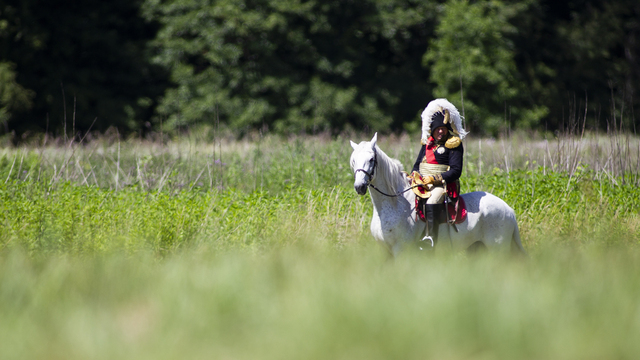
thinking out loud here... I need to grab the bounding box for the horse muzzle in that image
[355,183,368,195]
[353,168,372,195]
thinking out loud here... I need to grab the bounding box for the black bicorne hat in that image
[429,111,453,137]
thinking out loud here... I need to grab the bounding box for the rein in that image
[354,148,422,198]
[370,183,422,197]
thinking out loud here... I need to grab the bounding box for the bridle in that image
[354,148,378,185]
[353,148,421,198]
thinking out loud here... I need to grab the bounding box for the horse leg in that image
[466,241,487,254]
[510,225,528,256]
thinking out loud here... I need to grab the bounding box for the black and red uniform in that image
[411,137,464,185]
[411,135,464,227]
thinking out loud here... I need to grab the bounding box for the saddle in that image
[415,196,467,224]
[413,177,467,225]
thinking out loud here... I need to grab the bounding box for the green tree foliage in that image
[549,0,640,131]
[1,0,639,138]
[509,0,640,132]
[141,0,438,134]
[0,0,168,136]
[425,0,548,135]
[0,62,34,131]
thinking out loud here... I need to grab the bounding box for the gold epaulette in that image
[445,135,461,149]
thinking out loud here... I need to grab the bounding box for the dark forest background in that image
[1,0,639,140]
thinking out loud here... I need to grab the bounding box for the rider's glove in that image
[432,174,443,186]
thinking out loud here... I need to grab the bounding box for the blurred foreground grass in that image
[2,244,640,360]
[1,133,640,359]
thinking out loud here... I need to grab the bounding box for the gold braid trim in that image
[445,135,461,149]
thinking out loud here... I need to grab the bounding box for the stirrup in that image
[418,235,435,250]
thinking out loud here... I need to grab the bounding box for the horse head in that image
[349,133,378,195]
[350,133,378,195]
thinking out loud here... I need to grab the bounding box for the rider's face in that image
[433,126,448,142]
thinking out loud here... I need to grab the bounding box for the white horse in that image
[349,133,526,257]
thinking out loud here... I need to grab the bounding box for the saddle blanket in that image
[415,196,467,224]
[448,196,467,224]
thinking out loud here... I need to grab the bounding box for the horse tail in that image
[511,223,528,256]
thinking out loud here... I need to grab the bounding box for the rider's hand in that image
[423,175,434,185]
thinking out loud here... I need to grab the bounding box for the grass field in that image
[1,132,640,359]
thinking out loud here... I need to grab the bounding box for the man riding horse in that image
[409,98,468,246]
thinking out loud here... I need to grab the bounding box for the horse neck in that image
[369,148,406,203]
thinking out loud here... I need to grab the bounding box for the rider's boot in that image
[421,203,445,249]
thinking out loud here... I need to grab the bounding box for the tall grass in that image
[2,131,638,253]
[1,131,639,359]
[2,130,638,193]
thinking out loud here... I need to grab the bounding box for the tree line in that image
[1,0,638,139]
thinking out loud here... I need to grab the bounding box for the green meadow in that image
[1,132,639,359]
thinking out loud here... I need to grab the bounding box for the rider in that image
[410,98,468,246]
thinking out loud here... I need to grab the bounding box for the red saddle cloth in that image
[447,196,467,224]
[415,195,467,224]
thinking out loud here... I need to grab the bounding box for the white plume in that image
[420,98,468,143]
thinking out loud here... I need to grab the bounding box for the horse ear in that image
[350,140,358,150]
[370,132,378,149]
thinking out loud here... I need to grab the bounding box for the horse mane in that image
[374,145,406,196]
